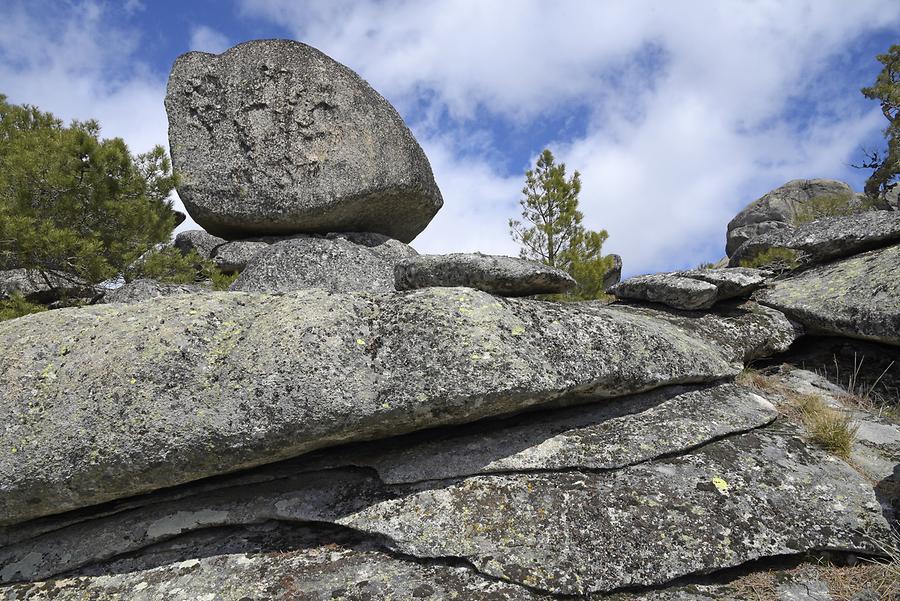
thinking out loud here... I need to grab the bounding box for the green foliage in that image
[208,268,239,291]
[738,247,801,272]
[509,149,612,300]
[128,247,204,284]
[859,44,900,198]
[129,246,238,291]
[0,292,46,322]
[0,94,178,296]
[793,193,879,224]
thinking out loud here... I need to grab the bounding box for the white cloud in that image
[242,0,900,272]
[189,25,231,55]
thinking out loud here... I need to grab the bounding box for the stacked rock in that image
[164,39,570,298]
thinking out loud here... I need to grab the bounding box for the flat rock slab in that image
[1,524,549,600]
[610,300,801,364]
[611,268,770,311]
[394,253,575,296]
[729,210,900,267]
[757,244,900,346]
[165,39,443,242]
[0,421,888,595]
[231,232,418,293]
[0,287,738,526]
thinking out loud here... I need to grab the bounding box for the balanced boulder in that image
[231,233,417,293]
[165,40,443,242]
[394,253,575,296]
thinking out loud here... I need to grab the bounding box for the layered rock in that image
[610,268,769,310]
[165,40,443,242]
[0,269,90,303]
[757,243,900,346]
[729,209,900,267]
[231,232,417,293]
[0,287,741,526]
[394,253,575,296]
[0,384,890,597]
[726,179,857,256]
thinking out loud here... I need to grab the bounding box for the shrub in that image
[0,292,47,322]
[128,246,238,291]
[738,247,802,272]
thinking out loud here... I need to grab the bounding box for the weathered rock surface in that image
[611,273,719,310]
[729,210,900,267]
[7,526,551,600]
[603,253,623,290]
[165,39,443,242]
[757,244,900,346]
[610,268,768,310]
[231,232,418,293]
[0,287,740,526]
[610,300,801,364]
[0,269,89,303]
[0,418,888,596]
[211,238,272,272]
[101,279,208,304]
[726,220,793,257]
[394,253,575,296]
[173,228,226,260]
[726,179,855,255]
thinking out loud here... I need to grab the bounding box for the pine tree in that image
[509,149,613,299]
[859,44,900,198]
[0,95,179,298]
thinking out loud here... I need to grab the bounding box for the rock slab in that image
[0,287,739,526]
[729,209,900,267]
[165,39,443,242]
[394,253,576,296]
[757,243,900,346]
[610,268,768,310]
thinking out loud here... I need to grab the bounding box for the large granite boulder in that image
[729,209,900,267]
[610,268,769,310]
[394,253,575,296]
[231,232,418,293]
[726,179,855,256]
[165,40,443,242]
[0,287,744,526]
[757,243,900,346]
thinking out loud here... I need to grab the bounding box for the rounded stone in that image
[165,39,443,242]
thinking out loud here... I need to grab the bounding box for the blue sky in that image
[1,1,898,275]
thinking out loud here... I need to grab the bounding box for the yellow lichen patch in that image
[712,476,730,495]
[510,324,526,336]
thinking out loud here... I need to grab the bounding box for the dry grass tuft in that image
[781,392,859,459]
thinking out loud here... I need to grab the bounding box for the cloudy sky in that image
[2,1,897,275]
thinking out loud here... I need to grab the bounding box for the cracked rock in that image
[0,287,738,526]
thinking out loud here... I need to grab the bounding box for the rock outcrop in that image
[394,253,575,296]
[165,40,443,242]
[610,268,769,310]
[757,243,900,346]
[726,179,857,256]
[602,252,623,290]
[729,209,900,267]
[231,232,417,293]
[0,287,743,526]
